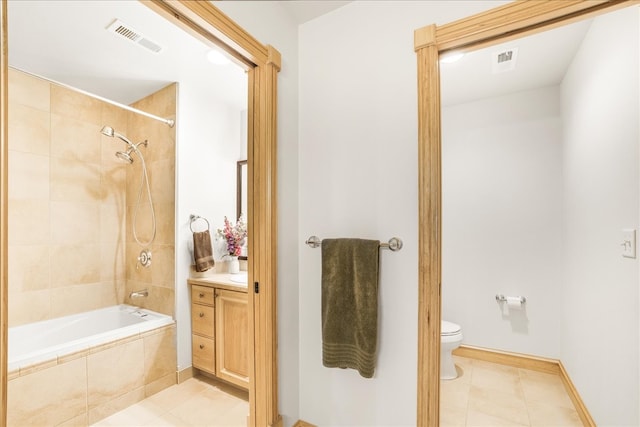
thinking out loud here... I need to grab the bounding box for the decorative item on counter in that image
[217,215,247,274]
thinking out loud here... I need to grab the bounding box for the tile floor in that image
[91,376,248,427]
[441,355,583,426]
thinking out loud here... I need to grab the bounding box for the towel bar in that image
[305,235,403,251]
[189,214,210,233]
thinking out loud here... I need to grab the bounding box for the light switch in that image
[622,229,636,259]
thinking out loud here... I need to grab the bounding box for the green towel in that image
[321,238,380,378]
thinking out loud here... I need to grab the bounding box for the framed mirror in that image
[237,159,247,259]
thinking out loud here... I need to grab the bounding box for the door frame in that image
[413,1,636,425]
[0,1,281,426]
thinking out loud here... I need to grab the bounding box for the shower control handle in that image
[137,249,152,269]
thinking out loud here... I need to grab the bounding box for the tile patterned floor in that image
[91,376,248,427]
[441,356,583,426]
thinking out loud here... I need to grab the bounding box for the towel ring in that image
[189,214,210,233]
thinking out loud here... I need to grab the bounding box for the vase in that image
[228,256,240,274]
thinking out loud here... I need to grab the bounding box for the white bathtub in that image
[8,304,174,372]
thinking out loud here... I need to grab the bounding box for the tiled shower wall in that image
[7,68,176,325]
[124,84,177,317]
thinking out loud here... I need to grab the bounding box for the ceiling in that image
[441,19,592,106]
[278,1,352,24]
[7,1,593,111]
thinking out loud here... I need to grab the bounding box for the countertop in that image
[188,272,248,293]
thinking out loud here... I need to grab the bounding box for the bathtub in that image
[8,304,173,372]
[7,305,177,426]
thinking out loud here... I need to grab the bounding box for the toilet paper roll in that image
[506,296,523,310]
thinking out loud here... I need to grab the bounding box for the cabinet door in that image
[215,289,249,388]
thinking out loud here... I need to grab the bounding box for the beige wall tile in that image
[50,201,99,245]
[88,386,146,425]
[8,199,50,245]
[126,282,174,317]
[151,244,175,288]
[8,68,51,111]
[51,85,102,124]
[145,373,176,398]
[55,413,88,427]
[149,159,175,204]
[8,244,50,292]
[131,120,175,164]
[51,113,101,164]
[8,151,50,200]
[125,203,155,246]
[9,102,50,155]
[100,242,125,283]
[50,282,118,318]
[126,243,152,284]
[101,103,128,126]
[7,358,87,427]
[100,202,126,246]
[8,289,51,327]
[50,244,101,287]
[87,339,145,410]
[154,202,175,246]
[50,156,101,202]
[100,165,126,205]
[144,326,177,385]
[131,83,177,119]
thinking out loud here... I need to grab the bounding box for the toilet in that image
[441,320,463,380]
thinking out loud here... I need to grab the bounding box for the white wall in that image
[442,86,564,358]
[560,7,639,425]
[175,80,245,371]
[206,2,301,425]
[298,2,504,425]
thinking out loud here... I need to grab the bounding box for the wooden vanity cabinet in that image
[215,288,249,387]
[190,280,249,389]
[191,285,216,374]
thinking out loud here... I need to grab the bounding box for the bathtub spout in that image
[129,289,149,298]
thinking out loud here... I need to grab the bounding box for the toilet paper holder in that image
[495,294,526,304]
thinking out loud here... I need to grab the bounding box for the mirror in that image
[237,159,247,259]
[415,2,637,426]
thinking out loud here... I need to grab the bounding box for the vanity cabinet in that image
[191,285,216,374]
[189,277,248,389]
[215,289,249,387]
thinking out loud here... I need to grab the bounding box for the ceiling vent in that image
[492,47,518,73]
[106,19,163,54]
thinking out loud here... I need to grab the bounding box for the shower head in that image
[100,126,115,138]
[114,141,147,164]
[100,125,135,148]
[116,149,134,164]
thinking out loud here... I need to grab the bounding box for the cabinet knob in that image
[199,344,205,350]
[199,312,205,317]
[199,292,205,298]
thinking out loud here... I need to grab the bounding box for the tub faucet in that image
[129,289,149,298]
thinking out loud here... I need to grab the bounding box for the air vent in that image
[106,19,163,54]
[492,47,518,73]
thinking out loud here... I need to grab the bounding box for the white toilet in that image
[441,320,463,380]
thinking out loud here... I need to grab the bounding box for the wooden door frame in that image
[413,1,637,425]
[0,1,281,426]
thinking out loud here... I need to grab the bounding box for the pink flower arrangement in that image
[218,216,247,257]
